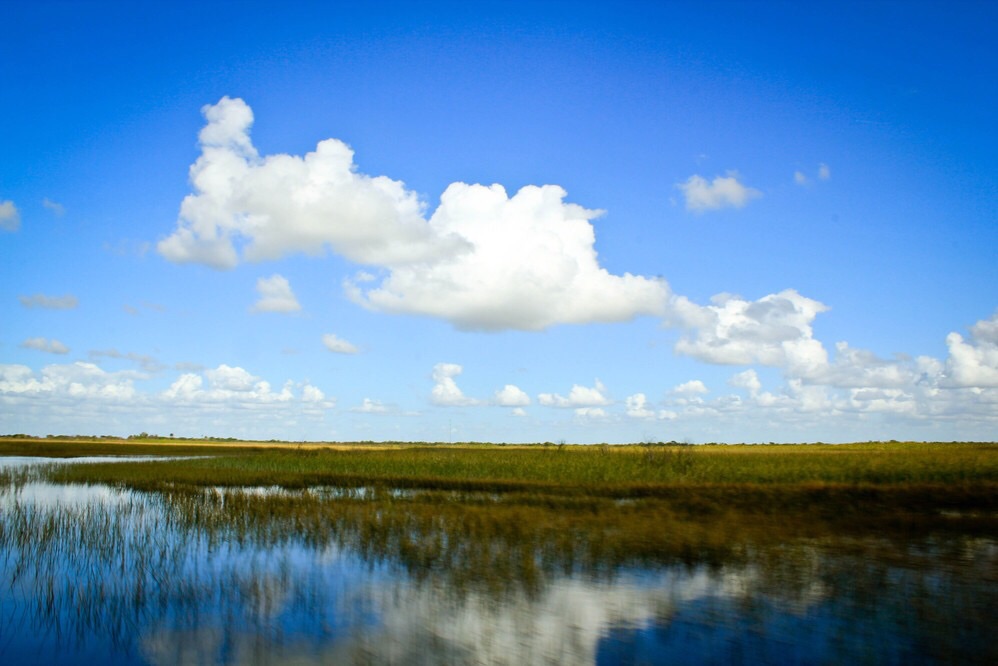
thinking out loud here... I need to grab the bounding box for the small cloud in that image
[676,173,761,212]
[21,337,70,354]
[0,200,20,231]
[322,333,359,355]
[539,379,611,408]
[352,398,389,413]
[625,393,675,420]
[42,198,65,216]
[672,380,709,397]
[431,362,478,406]
[301,384,326,403]
[625,393,654,419]
[511,407,527,417]
[796,164,830,186]
[728,369,762,396]
[251,274,301,313]
[123,301,165,316]
[19,293,79,309]
[494,384,530,407]
[574,406,607,419]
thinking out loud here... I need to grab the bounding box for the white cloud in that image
[164,364,296,404]
[0,362,136,400]
[157,96,464,270]
[352,398,389,413]
[20,337,70,354]
[511,407,527,417]
[539,379,610,408]
[574,407,607,419]
[670,289,830,377]
[0,200,20,231]
[204,364,257,392]
[0,362,337,437]
[624,393,674,420]
[494,384,530,407]
[349,182,670,331]
[728,369,761,395]
[251,274,301,313]
[672,380,709,398]
[794,171,808,186]
[431,363,478,406]
[19,293,78,309]
[160,98,668,331]
[625,393,655,418]
[321,333,359,355]
[943,311,998,387]
[811,342,924,390]
[301,384,326,403]
[42,198,65,216]
[676,173,761,212]
[818,163,831,180]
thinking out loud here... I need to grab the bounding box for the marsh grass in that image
[28,442,998,514]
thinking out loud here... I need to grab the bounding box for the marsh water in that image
[1,457,995,665]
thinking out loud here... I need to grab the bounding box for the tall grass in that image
[37,442,998,505]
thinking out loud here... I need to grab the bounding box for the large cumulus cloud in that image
[159,97,669,331]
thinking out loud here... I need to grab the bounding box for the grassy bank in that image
[0,439,988,512]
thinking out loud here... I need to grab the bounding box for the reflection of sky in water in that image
[0,455,204,469]
[7,480,140,507]
[1,460,995,665]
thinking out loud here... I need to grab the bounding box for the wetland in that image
[0,439,995,664]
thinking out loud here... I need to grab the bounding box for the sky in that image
[2,1,996,443]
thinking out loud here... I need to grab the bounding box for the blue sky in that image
[2,1,996,442]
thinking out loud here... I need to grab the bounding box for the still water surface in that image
[0,457,994,665]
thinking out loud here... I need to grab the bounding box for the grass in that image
[15,439,991,497]
[0,438,989,524]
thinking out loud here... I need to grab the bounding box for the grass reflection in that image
[2,481,996,664]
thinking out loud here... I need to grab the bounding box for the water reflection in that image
[1,474,995,664]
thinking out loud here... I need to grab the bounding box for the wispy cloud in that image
[321,333,359,355]
[20,337,70,354]
[42,198,65,216]
[19,294,79,309]
[89,349,164,373]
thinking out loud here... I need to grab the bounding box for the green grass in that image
[4,440,989,513]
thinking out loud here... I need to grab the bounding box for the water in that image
[1,458,995,665]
